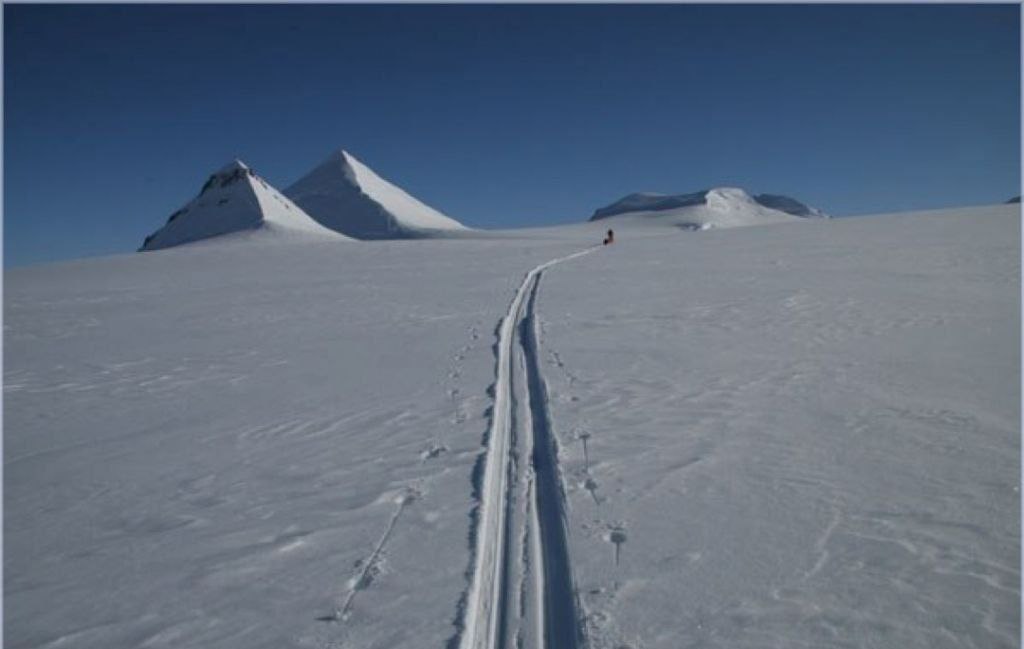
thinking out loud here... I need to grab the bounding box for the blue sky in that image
[4,4,1020,266]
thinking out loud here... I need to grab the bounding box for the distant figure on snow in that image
[603,229,615,245]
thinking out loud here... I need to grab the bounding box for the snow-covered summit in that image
[589,187,828,230]
[591,191,709,220]
[284,149,468,240]
[140,159,350,251]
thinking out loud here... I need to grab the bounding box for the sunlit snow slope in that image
[6,203,1018,649]
[140,160,350,251]
[285,150,468,240]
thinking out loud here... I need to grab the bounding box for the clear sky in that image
[4,4,1020,266]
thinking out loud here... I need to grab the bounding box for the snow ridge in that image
[458,247,595,649]
[140,160,347,251]
[285,150,467,240]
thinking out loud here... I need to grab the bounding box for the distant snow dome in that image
[590,191,709,220]
[753,193,829,218]
[588,187,829,231]
[139,160,350,251]
[285,149,468,240]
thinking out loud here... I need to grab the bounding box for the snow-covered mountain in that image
[284,150,468,240]
[140,160,350,251]
[589,187,828,230]
[752,192,829,218]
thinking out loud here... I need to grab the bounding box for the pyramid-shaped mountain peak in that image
[139,160,350,251]
[304,149,359,184]
[285,149,468,240]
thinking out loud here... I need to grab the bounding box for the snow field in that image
[5,237,583,649]
[5,203,1019,649]
[539,205,1020,648]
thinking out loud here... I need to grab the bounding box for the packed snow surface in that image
[139,160,349,251]
[285,150,468,240]
[5,203,1019,649]
[591,187,827,228]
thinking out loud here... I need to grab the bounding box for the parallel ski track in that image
[521,273,581,648]
[459,248,595,649]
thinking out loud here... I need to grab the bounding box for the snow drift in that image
[284,150,468,240]
[139,160,350,251]
[590,187,828,230]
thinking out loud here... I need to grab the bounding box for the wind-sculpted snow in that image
[5,203,1018,649]
[5,236,585,649]
[540,204,1020,648]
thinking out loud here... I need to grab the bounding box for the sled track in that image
[459,248,595,649]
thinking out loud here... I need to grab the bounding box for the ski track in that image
[458,247,595,649]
